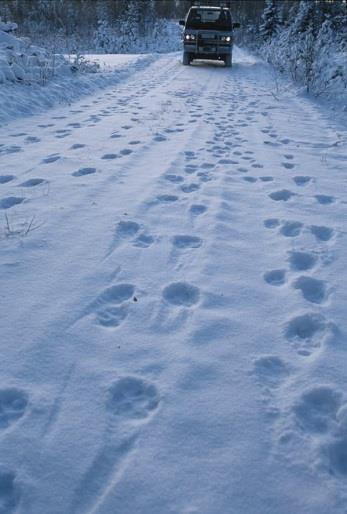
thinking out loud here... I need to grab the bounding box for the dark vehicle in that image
[179,3,240,67]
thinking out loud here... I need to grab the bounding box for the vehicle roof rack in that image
[191,1,232,9]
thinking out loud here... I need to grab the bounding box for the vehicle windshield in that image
[186,8,232,31]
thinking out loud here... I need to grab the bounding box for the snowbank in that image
[73,54,141,71]
[0,28,70,85]
[0,19,17,32]
[238,1,347,108]
[0,54,156,125]
[0,27,157,125]
[261,20,347,107]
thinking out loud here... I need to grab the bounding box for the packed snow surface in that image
[0,48,346,513]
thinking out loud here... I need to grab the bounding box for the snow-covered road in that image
[0,48,346,514]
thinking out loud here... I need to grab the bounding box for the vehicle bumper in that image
[184,43,232,56]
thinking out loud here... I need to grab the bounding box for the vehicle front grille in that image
[198,35,218,46]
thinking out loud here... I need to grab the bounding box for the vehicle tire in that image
[224,54,232,68]
[183,52,191,65]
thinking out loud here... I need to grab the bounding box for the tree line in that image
[0,1,345,59]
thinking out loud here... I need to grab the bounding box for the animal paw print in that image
[292,276,327,304]
[310,225,334,242]
[0,175,15,184]
[264,219,303,237]
[252,355,290,388]
[163,282,200,307]
[94,284,136,328]
[269,189,296,202]
[264,269,286,286]
[72,167,96,177]
[106,376,160,421]
[284,312,332,356]
[0,197,24,210]
[290,386,347,477]
[172,235,202,249]
[293,385,341,434]
[133,233,154,248]
[190,204,207,215]
[327,403,347,476]
[116,221,140,238]
[0,466,20,513]
[0,388,28,430]
[288,251,317,272]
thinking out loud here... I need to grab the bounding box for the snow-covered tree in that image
[93,20,114,53]
[292,0,315,35]
[260,0,278,41]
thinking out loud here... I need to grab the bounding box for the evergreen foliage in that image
[249,0,347,98]
[260,0,278,40]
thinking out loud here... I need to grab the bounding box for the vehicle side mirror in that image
[233,22,240,29]
[179,20,185,26]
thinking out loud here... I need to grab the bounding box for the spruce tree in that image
[260,0,278,41]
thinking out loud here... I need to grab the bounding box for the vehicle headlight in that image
[185,34,196,41]
[221,36,231,42]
